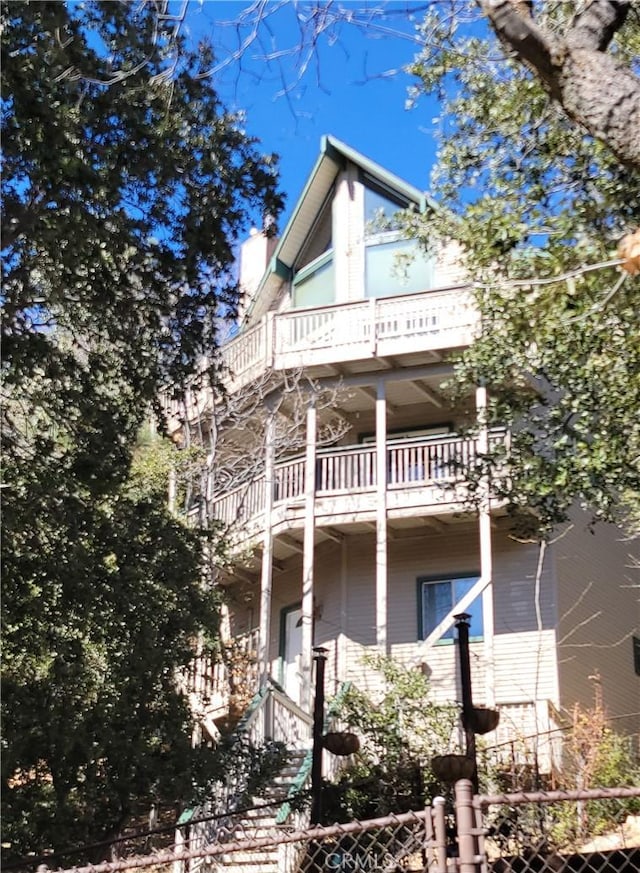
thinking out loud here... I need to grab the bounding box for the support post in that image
[375,380,388,653]
[432,796,448,873]
[310,646,328,826]
[455,779,479,873]
[258,405,276,685]
[476,384,495,706]
[301,401,317,709]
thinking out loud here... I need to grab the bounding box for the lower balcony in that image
[208,430,506,545]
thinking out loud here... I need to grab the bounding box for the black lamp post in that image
[454,613,478,792]
[310,646,328,825]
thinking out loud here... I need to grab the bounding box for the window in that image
[365,237,434,298]
[634,636,640,677]
[418,575,482,641]
[293,251,335,308]
[364,184,406,233]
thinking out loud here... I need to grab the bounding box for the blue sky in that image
[185,2,441,227]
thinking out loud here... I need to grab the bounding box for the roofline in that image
[322,135,437,212]
[244,135,437,324]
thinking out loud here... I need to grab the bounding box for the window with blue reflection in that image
[419,575,483,641]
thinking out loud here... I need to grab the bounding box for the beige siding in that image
[247,525,562,714]
[432,240,468,289]
[553,515,639,732]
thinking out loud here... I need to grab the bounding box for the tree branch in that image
[480,0,561,97]
[481,0,640,168]
[566,0,630,52]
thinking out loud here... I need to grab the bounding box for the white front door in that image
[281,605,303,705]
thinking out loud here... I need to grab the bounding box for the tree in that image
[407,1,640,534]
[480,1,640,169]
[1,0,283,860]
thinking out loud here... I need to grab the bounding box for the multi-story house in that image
[173,136,639,774]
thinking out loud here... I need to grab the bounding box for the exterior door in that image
[281,604,303,706]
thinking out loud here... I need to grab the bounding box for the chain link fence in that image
[26,782,640,873]
[475,784,640,873]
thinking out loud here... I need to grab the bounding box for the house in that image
[171,136,639,775]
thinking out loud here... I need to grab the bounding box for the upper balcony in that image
[222,286,477,393]
[205,429,506,553]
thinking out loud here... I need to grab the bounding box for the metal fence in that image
[43,781,640,873]
[472,782,640,873]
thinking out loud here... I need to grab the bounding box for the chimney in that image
[238,228,278,325]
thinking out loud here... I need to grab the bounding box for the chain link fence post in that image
[431,796,448,873]
[455,778,480,873]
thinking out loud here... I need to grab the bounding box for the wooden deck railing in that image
[164,287,476,424]
[221,287,475,387]
[210,430,505,531]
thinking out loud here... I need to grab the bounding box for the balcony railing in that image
[210,430,504,531]
[163,287,476,423]
[219,287,476,389]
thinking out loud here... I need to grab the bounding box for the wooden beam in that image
[357,385,398,416]
[373,357,394,370]
[225,567,259,585]
[312,362,455,392]
[412,380,444,408]
[322,526,344,544]
[424,516,448,532]
[278,533,304,554]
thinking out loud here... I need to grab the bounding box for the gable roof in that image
[245,135,434,324]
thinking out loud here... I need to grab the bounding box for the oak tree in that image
[1,0,283,859]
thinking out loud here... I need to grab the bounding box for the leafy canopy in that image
[408,2,640,534]
[1,0,283,861]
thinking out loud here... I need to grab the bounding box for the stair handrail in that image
[176,677,315,873]
[174,680,278,873]
[275,680,353,826]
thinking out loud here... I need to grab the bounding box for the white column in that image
[258,405,276,686]
[376,381,388,654]
[301,401,317,709]
[338,535,348,692]
[476,384,495,706]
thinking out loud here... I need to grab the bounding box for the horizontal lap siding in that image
[333,525,560,709]
[224,524,565,713]
[432,241,468,289]
[553,515,639,730]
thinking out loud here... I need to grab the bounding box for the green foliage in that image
[551,698,640,846]
[408,4,640,533]
[1,441,219,860]
[130,427,205,508]
[1,0,283,860]
[323,655,458,821]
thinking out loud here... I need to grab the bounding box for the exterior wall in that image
[432,240,468,289]
[553,515,639,733]
[251,522,560,719]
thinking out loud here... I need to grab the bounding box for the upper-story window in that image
[293,193,334,308]
[363,179,433,298]
[293,251,335,308]
[364,184,405,233]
